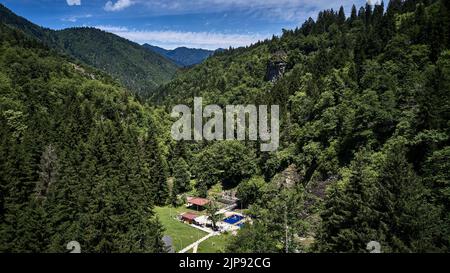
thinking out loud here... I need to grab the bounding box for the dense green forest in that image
[0,0,449,253]
[157,0,450,253]
[0,4,178,96]
[0,23,170,252]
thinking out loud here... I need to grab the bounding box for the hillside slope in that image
[53,28,178,95]
[0,4,178,96]
[158,0,450,253]
[0,23,169,252]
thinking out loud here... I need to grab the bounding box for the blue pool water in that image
[223,215,244,225]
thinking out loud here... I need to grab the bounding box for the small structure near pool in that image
[177,196,248,234]
[180,212,198,224]
[193,215,211,226]
[186,197,210,210]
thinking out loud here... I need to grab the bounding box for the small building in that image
[187,197,210,210]
[180,212,198,224]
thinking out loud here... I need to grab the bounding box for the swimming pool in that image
[223,214,244,225]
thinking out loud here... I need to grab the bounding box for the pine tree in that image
[172,157,191,195]
[338,6,346,25]
[373,2,385,26]
[412,3,427,44]
[349,5,358,26]
[385,0,403,39]
[422,147,450,250]
[365,3,373,26]
[146,123,169,206]
[375,143,441,252]
[316,150,380,252]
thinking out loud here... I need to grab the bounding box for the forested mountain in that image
[143,44,214,67]
[0,23,170,252]
[1,0,449,254]
[0,4,178,96]
[156,0,450,253]
[52,28,178,95]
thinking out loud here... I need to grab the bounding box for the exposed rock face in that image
[70,63,95,80]
[274,164,302,189]
[273,163,338,198]
[305,175,338,200]
[266,51,287,82]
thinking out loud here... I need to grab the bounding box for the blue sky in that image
[0,0,368,49]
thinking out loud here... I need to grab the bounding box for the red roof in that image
[188,197,210,207]
[181,212,198,221]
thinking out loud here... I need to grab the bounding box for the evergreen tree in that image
[172,157,191,195]
[349,5,358,26]
[422,147,450,250]
[315,150,380,252]
[146,124,169,206]
[338,6,346,25]
[375,143,441,252]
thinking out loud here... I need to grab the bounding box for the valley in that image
[0,0,449,254]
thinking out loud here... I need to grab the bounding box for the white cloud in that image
[137,0,366,21]
[104,0,135,12]
[66,0,81,6]
[95,25,269,49]
[62,14,92,23]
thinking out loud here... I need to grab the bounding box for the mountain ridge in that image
[143,44,215,67]
[0,3,178,96]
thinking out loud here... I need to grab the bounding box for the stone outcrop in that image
[265,51,287,82]
[274,164,302,189]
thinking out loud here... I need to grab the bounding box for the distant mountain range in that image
[143,44,216,67]
[0,4,178,96]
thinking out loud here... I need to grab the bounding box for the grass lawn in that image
[155,206,207,252]
[197,233,232,253]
